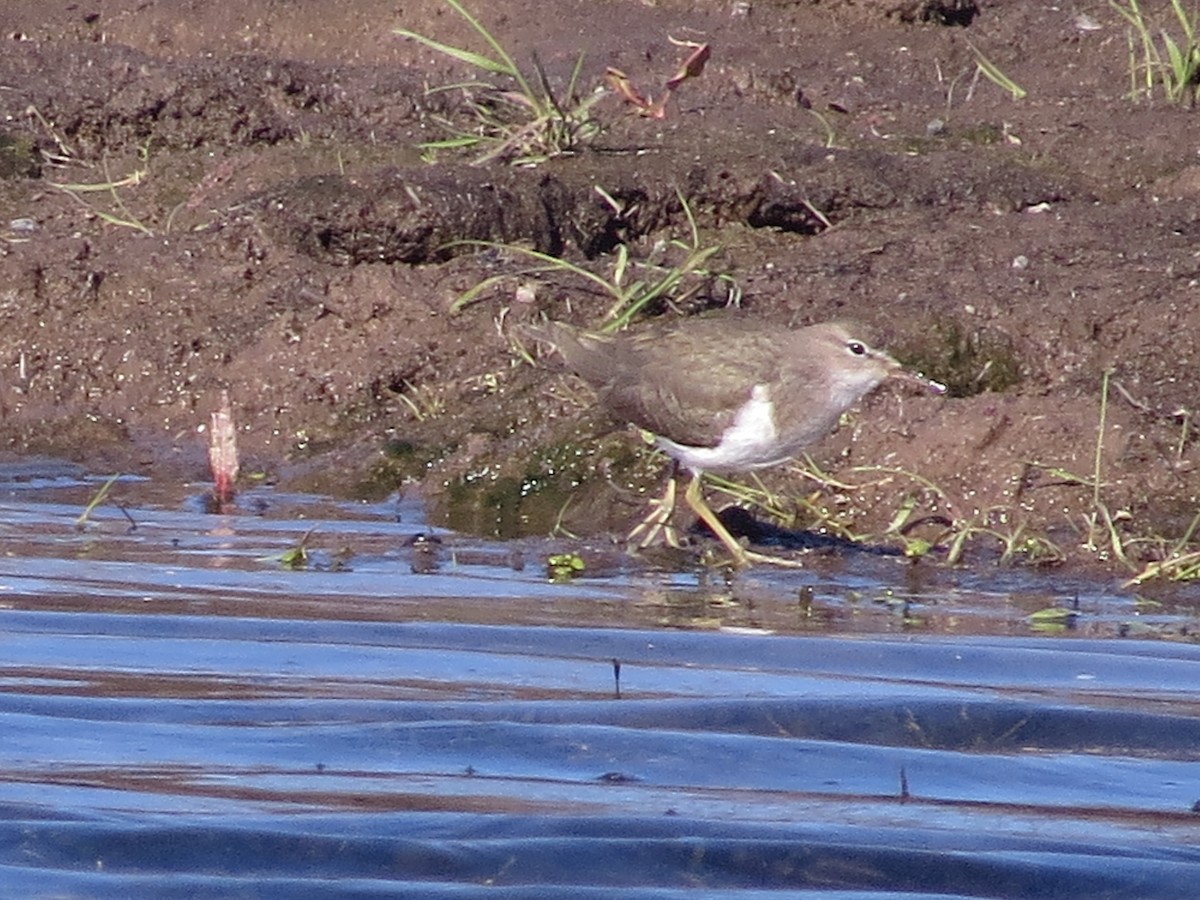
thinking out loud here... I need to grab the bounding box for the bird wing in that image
[601,320,785,448]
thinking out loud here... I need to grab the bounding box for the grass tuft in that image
[1111,0,1200,104]
[450,190,739,329]
[395,0,603,165]
[49,162,153,235]
[703,456,1073,568]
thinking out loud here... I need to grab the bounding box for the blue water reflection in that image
[0,466,1197,897]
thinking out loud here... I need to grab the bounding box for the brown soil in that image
[1,0,1198,574]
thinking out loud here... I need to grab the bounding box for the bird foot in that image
[693,541,806,569]
[627,478,681,549]
[737,548,808,569]
[627,472,808,568]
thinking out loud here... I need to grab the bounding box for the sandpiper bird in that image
[528,317,944,566]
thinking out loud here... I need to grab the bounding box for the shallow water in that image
[1,461,1198,898]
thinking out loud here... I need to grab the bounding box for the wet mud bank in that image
[0,0,1198,578]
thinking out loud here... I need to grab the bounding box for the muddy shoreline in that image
[1,0,1198,581]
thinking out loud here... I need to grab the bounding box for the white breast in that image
[655,384,787,472]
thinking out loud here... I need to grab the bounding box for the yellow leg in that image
[683,472,806,569]
[628,468,681,549]
[683,471,749,566]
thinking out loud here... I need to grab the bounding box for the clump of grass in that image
[704,456,1069,567]
[272,526,317,570]
[1123,511,1200,585]
[32,110,157,234]
[1112,0,1200,104]
[395,0,603,165]
[48,162,153,235]
[396,380,446,422]
[942,517,1066,567]
[1041,368,1200,584]
[450,189,739,330]
[546,551,586,582]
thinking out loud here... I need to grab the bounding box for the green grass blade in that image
[75,474,120,530]
[448,240,626,302]
[676,188,701,248]
[1162,31,1185,97]
[611,244,629,287]
[394,29,514,77]
[418,136,485,151]
[970,45,1027,100]
[565,51,588,102]
[1171,0,1196,45]
[449,273,512,313]
[439,0,534,97]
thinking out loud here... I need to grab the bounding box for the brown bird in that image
[528,317,944,566]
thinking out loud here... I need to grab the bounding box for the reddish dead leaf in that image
[608,41,712,120]
[665,41,711,91]
[606,67,653,112]
[208,390,239,510]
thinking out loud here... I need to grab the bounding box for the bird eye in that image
[847,341,866,356]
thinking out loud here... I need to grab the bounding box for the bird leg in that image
[683,471,807,569]
[627,462,682,549]
[682,470,750,565]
